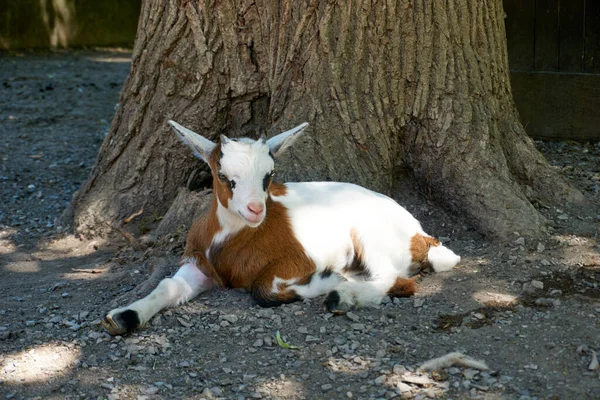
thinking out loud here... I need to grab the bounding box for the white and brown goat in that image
[101,121,460,335]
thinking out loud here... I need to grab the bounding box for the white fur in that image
[212,197,248,246]
[107,259,212,329]
[428,245,461,272]
[271,182,430,308]
[219,139,273,226]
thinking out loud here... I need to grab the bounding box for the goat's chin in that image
[239,212,264,227]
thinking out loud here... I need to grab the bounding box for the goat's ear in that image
[220,134,232,145]
[267,122,309,157]
[168,120,217,163]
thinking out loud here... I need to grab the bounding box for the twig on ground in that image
[110,222,147,251]
[123,208,144,224]
[419,352,489,372]
[71,268,107,274]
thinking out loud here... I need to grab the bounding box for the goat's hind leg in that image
[324,263,416,313]
[102,259,213,335]
[251,265,345,307]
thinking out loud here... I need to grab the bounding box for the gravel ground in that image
[1,50,599,400]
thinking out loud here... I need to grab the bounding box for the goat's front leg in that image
[102,259,213,335]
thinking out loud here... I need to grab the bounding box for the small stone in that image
[321,383,333,391]
[297,326,308,334]
[534,298,555,307]
[88,331,103,340]
[374,375,387,385]
[25,320,36,327]
[396,382,412,393]
[346,312,360,322]
[530,280,544,290]
[393,364,406,375]
[515,237,525,246]
[522,283,536,293]
[210,387,223,396]
[473,313,485,320]
[221,314,238,324]
[557,214,568,220]
[463,369,479,380]
[253,339,264,347]
[61,292,70,298]
[177,317,193,328]
[350,323,365,331]
[143,386,159,395]
[414,298,425,308]
[38,307,47,314]
[536,243,545,252]
[305,335,319,342]
[243,374,257,382]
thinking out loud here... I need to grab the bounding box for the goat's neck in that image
[212,197,248,245]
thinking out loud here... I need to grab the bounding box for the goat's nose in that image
[247,202,264,216]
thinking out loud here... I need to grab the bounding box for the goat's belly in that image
[274,182,423,270]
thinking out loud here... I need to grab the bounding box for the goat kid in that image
[101,121,460,335]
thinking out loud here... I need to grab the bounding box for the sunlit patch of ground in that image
[1,342,80,385]
[0,227,18,255]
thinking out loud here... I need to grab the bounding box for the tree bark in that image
[62,0,582,239]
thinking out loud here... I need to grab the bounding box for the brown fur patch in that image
[183,166,314,307]
[183,192,225,287]
[342,228,370,277]
[387,277,417,298]
[269,183,288,197]
[295,272,315,286]
[410,233,441,264]
[207,144,233,208]
[274,289,301,304]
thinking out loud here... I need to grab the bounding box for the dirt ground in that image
[1,50,599,400]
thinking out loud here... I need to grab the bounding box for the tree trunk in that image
[62,0,582,239]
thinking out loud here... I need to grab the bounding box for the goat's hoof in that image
[101,309,140,336]
[323,290,350,315]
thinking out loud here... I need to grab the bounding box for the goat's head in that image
[168,120,309,227]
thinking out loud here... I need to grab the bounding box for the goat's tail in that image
[427,243,461,272]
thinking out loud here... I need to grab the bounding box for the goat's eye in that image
[218,173,235,189]
[263,172,273,191]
